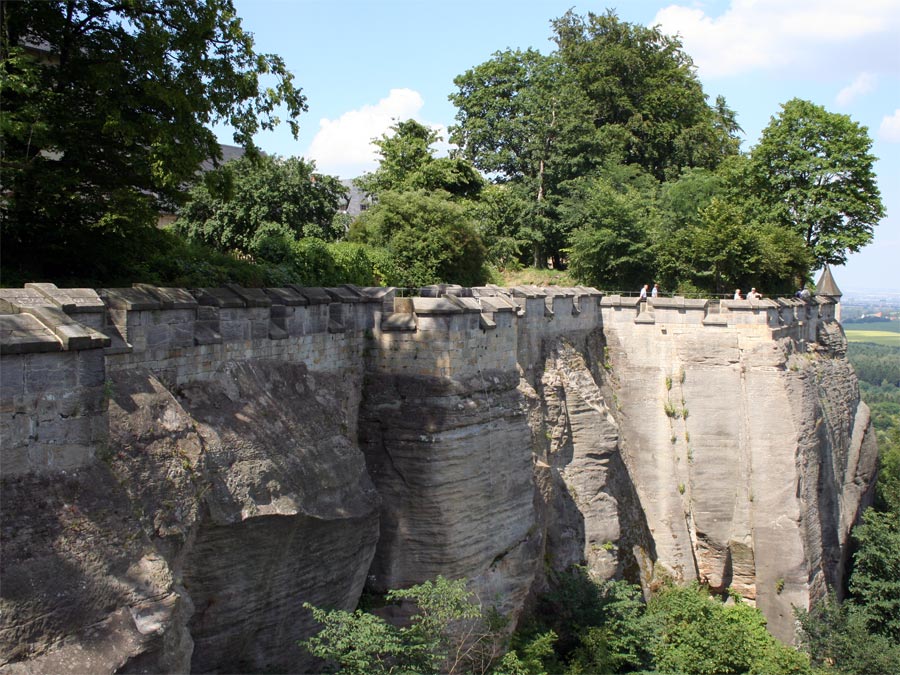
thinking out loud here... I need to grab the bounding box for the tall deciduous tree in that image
[175,155,347,253]
[552,10,741,181]
[751,98,885,267]
[449,11,741,269]
[449,48,595,267]
[1,0,305,280]
[356,119,483,200]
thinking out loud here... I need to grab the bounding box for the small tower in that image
[816,265,843,322]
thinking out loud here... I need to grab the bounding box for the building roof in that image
[199,144,246,172]
[339,179,374,216]
[816,266,843,298]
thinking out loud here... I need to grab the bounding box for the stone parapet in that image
[2,283,837,476]
[598,293,832,338]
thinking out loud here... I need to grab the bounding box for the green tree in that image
[357,119,484,200]
[655,198,810,295]
[551,9,741,181]
[350,190,487,288]
[751,98,885,267]
[302,576,509,675]
[449,11,740,269]
[175,155,347,253]
[647,584,811,675]
[449,48,595,267]
[1,0,305,282]
[797,593,900,675]
[849,508,900,640]
[565,177,654,291]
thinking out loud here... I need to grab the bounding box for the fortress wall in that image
[0,283,836,481]
[0,281,871,667]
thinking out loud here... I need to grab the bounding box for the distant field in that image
[844,319,900,346]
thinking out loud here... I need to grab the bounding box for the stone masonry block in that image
[0,355,25,404]
[24,352,78,395]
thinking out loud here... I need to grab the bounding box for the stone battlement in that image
[0,282,836,476]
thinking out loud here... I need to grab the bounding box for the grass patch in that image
[844,329,900,347]
[498,267,578,288]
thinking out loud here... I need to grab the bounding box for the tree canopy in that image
[357,119,484,199]
[1,0,305,281]
[751,98,885,267]
[449,10,742,271]
[175,154,347,253]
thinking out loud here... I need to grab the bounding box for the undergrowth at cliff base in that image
[301,569,814,675]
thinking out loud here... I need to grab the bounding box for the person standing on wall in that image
[651,284,659,298]
[640,284,648,301]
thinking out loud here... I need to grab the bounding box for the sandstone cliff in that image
[0,284,877,671]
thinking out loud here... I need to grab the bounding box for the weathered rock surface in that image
[0,466,191,674]
[358,369,540,618]
[0,285,879,671]
[602,318,877,641]
[1,360,380,674]
[529,331,655,588]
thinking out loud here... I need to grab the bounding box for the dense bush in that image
[175,154,348,254]
[351,190,489,288]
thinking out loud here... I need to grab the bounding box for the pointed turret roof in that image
[816,266,843,298]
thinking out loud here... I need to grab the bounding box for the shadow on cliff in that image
[532,329,657,590]
[0,463,170,667]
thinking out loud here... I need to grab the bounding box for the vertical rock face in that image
[1,359,379,674]
[1,285,878,672]
[169,361,380,673]
[527,330,655,588]
[358,369,541,618]
[601,317,877,641]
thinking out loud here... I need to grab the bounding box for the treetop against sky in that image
[216,0,899,292]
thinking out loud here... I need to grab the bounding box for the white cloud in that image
[306,88,448,179]
[653,1,900,78]
[836,72,877,106]
[880,109,900,142]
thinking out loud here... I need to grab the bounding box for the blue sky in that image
[217,0,900,292]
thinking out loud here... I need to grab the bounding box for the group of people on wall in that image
[733,288,762,300]
[637,284,762,300]
[638,284,660,300]
[637,285,813,302]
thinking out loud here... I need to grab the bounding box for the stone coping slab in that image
[133,284,198,310]
[263,287,309,306]
[448,296,482,312]
[0,313,62,354]
[225,284,272,308]
[478,297,518,313]
[288,286,331,305]
[721,298,778,311]
[649,297,708,310]
[0,288,50,313]
[510,286,544,299]
[324,287,362,303]
[470,284,508,297]
[419,284,466,298]
[412,297,470,315]
[190,287,245,308]
[99,287,161,311]
[21,305,110,350]
[543,285,576,298]
[25,283,105,313]
[381,313,417,332]
[601,295,642,308]
[356,286,396,301]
